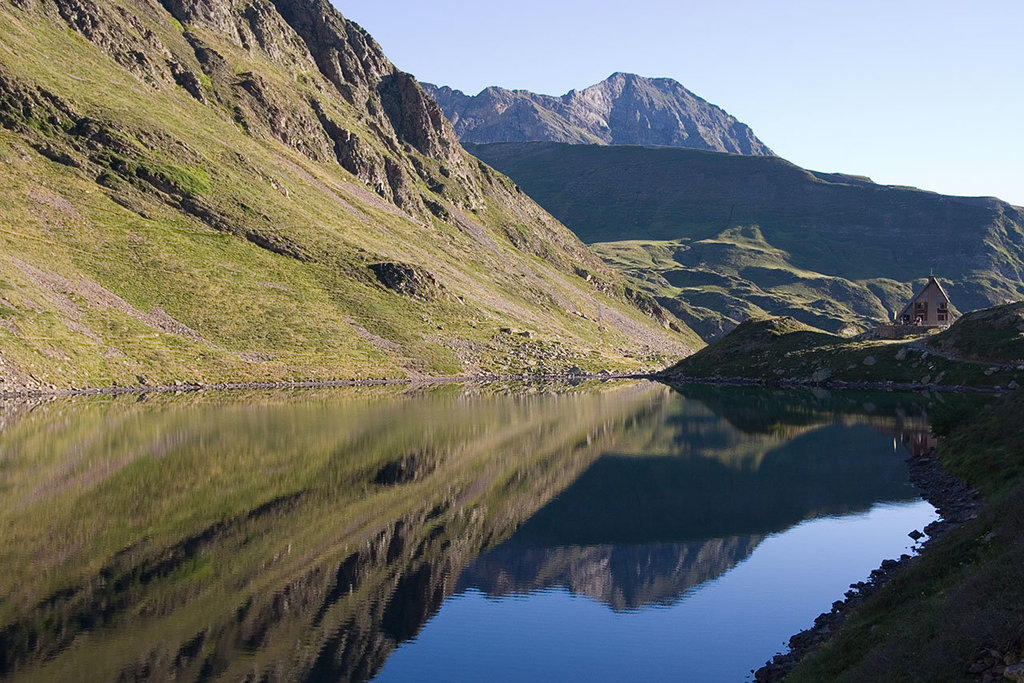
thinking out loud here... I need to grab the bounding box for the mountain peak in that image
[423,74,772,155]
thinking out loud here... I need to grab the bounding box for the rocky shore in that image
[660,373,1005,394]
[0,371,644,400]
[754,446,983,681]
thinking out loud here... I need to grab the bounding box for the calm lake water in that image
[0,381,949,681]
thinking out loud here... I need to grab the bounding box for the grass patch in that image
[928,302,1024,364]
[663,306,1024,389]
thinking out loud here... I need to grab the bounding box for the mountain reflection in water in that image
[457,390,924,612]
[0,382,958,682]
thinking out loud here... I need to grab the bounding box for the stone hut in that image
[876,276,955,339]
[896,275,954,326]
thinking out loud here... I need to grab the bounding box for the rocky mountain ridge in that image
[423,72,772,155]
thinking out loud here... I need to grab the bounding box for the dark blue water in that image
[0,382,947,682]
[376,502,932,682]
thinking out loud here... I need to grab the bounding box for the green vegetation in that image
[928,301,1024,363]
[787,389,1024,681]
[468,142,1024,339]
[0,2,695,393]
[662,304,1024,389]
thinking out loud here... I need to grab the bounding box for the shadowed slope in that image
[468,142,1024,339]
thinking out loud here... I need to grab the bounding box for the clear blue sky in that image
[338,1,1023,206]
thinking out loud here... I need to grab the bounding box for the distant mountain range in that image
[468,142,1024,339]
[422,72,773,155]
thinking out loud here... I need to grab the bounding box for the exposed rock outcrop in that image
[423,72,773,156]
[369,262,444,300]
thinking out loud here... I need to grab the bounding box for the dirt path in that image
[905,338,1019,370]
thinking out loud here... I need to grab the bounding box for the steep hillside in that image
[0,0,697,392]
[663,306,1024,389]
[422,73,772,155]
[469,142,1024,339]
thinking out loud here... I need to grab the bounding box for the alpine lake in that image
[0,380,971,682]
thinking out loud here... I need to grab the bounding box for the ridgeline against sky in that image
[423,73,773,156]
[340,0,1024,206]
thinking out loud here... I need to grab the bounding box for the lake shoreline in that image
[0,371,648,400]
[3,369,1012,401]
[754,445,983,681]
[659,373,1006,394]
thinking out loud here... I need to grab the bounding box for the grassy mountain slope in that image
[663,305,1024,389]
[467,142,1024,339]
[0,0,697,392]
[927,301,1024,363]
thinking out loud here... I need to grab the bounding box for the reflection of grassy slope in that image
[789,391,1024,682]
[668,382,989,438]
[663,312,1024,388]
[463,385,947,612]
[0,382,659,681]
[0,6,694,391]
[468,142,1024,338]
[604,386,813,469]
[508,423,919,547]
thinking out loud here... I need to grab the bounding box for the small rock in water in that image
[862,355,877,366]
[1004,663,1024,681]
[908,529,924,541]
[811,368,832,382]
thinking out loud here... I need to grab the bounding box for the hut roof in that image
[897,276,952,320]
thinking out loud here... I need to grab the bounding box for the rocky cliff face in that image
[0,0,698,390]
[423,72,773,155]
